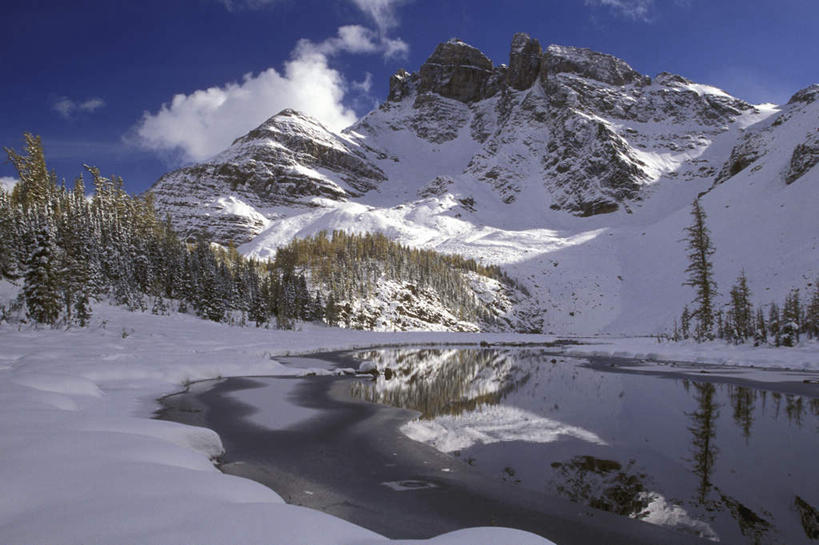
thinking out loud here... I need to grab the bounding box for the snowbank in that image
[564,336,819,371]
[0,299,558,545]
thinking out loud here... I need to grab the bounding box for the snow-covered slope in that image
[149,34,819,335]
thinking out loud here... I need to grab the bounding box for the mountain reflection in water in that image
[349,348,819,545]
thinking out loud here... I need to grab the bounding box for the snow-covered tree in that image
[23,226,60,324]
[727,271,753,342]
[781,289,801,347]
[806,281,819,339]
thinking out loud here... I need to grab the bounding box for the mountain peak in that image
[416,38,496,103]
[788,83,819,105]
[508,33,542,90]
[399,34,653,104]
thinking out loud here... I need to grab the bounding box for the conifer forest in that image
[0,135,514,330]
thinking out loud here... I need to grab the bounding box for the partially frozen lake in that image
[159,347,819,545]
[350,348,819,544]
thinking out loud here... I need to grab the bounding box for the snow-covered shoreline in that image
[562,336,819,371]
[1,300,816,544]
[0,302,557,545]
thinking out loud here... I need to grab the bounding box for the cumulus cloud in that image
[53,97,106,119]
[134,46,358,162]
[135,1,413,163]
[0,177,19,193]
[585,0,655,21]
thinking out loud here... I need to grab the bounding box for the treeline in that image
[675,198,818,346]
[0,134,507,329]
[276,230,511,327]
[674,271,819,346]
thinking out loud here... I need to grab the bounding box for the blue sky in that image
[1,0,816,194]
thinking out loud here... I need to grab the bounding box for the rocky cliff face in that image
[150,109,385,243]
[151,33,764,240]
[715,84,818,187]
[351,33,755,216]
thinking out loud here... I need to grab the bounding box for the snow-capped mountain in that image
[150,34,819,335]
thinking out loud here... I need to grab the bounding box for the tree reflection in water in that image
[687,382,719,504]
[729,385,755,440]
[349,349,523,419]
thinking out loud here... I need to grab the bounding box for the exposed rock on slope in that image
[507,33,542,91]
[150,109,385,243]
[351,33,755,215]
[715,84,818,186]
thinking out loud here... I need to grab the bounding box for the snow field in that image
[0,295,559,545]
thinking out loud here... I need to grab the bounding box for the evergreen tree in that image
[23,226,60,324]
[2,136,514,331]
[311,290,325,322]
[781,289,801,347]
[152,295,168,315]
[727,271,753,342]
[807,281,819,339]
[716,309,725,340]
[768,302,781,347]
[74,289,92,326]
[682,199,718,341]
[325,293,339,326]
[0,190,20,279]
[680,305,691,340]
[753,306,767,345]
[5,134,55,210]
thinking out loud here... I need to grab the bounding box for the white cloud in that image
[585,0,655,21]
[133,43,359,163]
[214,0,410,57]
[135,1,414,163]
[296,25,379,56]
[0,177,19,193]
[295,24,407,60]
[350,0,407,34]
[53,97,106,119]
[352,72,374,93]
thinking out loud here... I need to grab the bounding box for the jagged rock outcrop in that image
[417,39,496,103]
[388,69,415,102]
[361,35,755,215]
[507,33,542,91]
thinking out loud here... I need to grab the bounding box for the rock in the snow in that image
[786,131,819,184]
[787,84,819,105]
[388,69,416,102]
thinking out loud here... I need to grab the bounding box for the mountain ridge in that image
[149,34,818,335]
